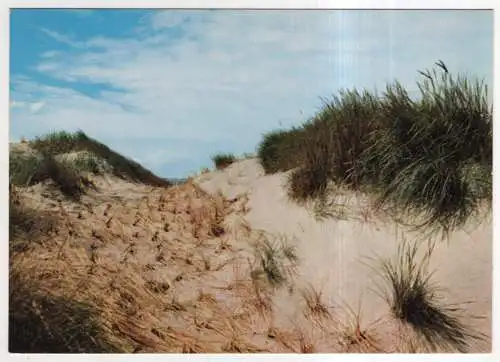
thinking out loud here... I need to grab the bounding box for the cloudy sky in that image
[9,9,493,178]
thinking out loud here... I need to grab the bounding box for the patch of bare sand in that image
[195,158,492,352]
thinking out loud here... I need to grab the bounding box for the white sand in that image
[196,158,492,352]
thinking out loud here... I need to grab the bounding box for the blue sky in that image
[10,9,493,178]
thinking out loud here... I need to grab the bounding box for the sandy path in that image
[196,158,492,352]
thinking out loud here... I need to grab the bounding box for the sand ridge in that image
[195,158,492,352]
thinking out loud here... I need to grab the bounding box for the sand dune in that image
[9,148,492,353]
[196,158,492,352]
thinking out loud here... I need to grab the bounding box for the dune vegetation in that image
[257,62,492,235]
[10,130,172,189]
[211,153,237,170]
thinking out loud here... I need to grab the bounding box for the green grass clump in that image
[257,62,492,232]
[252,235,298,289]
[9,152,43,186]
[212,153,237,170]
[257,127,308,174]
[360,65,491,232]
[371,240,485,352]
[34,156,92,201]
[30,130,86,155]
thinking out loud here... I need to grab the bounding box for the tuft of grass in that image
[280,239,298,264]
[10,149,97,203]
[211,153,236,170]
[333,298,386,353]
[288,89,382,201]
[29,155,91,201]
[9,151,43,186]
[288,164,328,202]
[252,234,298,289]
[257,62,491,233]
[256,239,286,288]
[371,239,485,352]
[65,151,109,175]
[297,330,315,353]
[301,284,332,320]
[362,67,491,234]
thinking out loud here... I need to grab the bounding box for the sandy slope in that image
[195,158,492,352]
[10,148,491,353]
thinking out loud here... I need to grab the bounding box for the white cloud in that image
[29,102,45,113]
[40,50,62,58]
[10,101,26,109]
[40,28,82,47]
[11,10,493,177]
[10,100,45,114]
[149,10,189,29]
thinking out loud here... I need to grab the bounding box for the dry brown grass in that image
[333,301,386,353]
[301,284,333,321]
[9,176,287,353]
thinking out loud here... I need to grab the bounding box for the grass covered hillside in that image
[10,130,171,191]
[257,62,492,234]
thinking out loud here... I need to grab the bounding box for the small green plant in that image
[258,239,285,287]
[252,235,298,288]
[9,152,43,186]
[211,153,236,170]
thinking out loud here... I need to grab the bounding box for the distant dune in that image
[167,178,188,185]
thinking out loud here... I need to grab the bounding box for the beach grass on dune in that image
[10,151,94,202]
[257,62,492,232]
[212,153,237,170]
[369,239,485,352]
[258,127,308,174]
[10,130,173,204]
[27,130,171,187]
